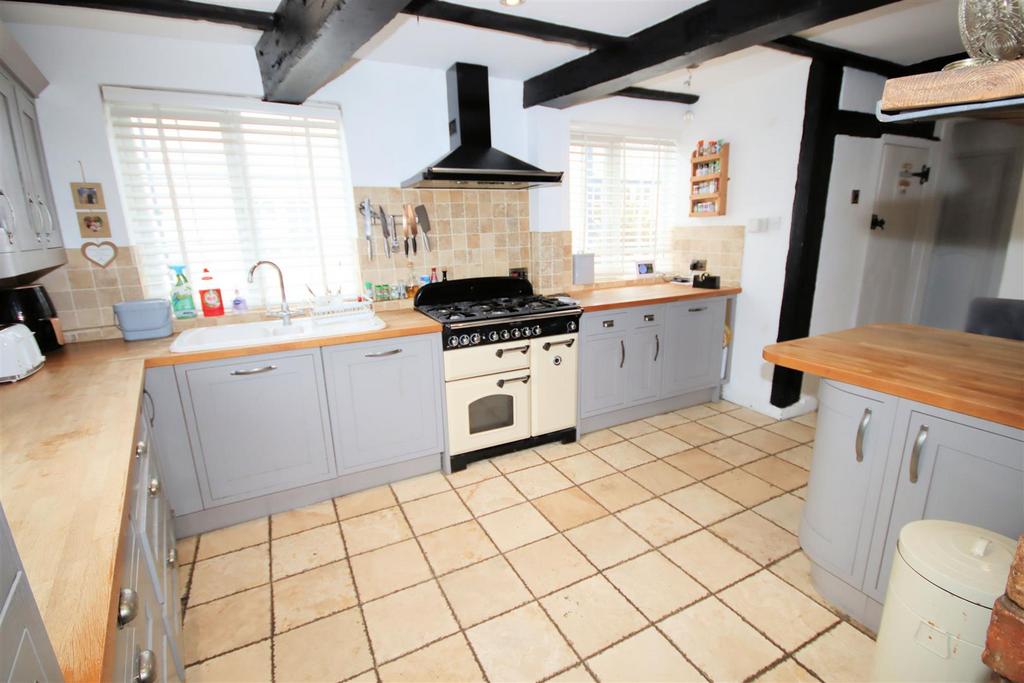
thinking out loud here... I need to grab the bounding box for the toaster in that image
[0,324,45,383]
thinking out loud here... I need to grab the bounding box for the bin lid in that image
[898,520,1015,608]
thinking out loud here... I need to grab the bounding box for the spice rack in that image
[689,141,729,217]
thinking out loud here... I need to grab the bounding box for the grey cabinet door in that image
[323,335,444,472]
[0,73,32,255]
[579,332,627,417]
[800,381,897,587]
[661,298,725,397]
[864,412,1024,600]
[177,350,336,506]
[144,368,204,517]
[12,88,58,250]
[625,325,663,404]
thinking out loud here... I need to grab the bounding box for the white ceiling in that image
[443,0,704,37]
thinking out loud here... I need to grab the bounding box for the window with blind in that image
[103,87,358,308]
[569,126,679,281]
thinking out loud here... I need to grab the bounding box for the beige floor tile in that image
[350,538,432,601]
[662,448,732,479]
[793,485,808,500]
[660,597,783,682]
[675,404,717,420]
[196,518,268,560]
[661,531,759,592]
[698,412,754,437]
[769,552,830,607]
[186,641,270,683]
[507,463,574,499]
[418,520,498,575]
[334,485,397,520]
[791,412,817,428]
[402,490,473,535]
[446,459,501,488]
[777,444,814,470]
[712,510,799,565]
[630,430,690,458]
[624,460,695,495]
[378,633,485,683]
[347,671,377,682]
[534,440,587,461]
[341,506,413,555]
[189,544,269,605]
[391,471,451,502]
[795,623,876,683]
[492,448,544,473]
[183,586,271,664]
[755,494,804,535]
[609,419,659,439]
[705,469,784,507]
[720,571,839,651]
[564,515,650,569]
[730,406,777,427]
[579,428,622,450]
[270,500,336,539]
[586,627,704,683]
[273,560,357,633]
[363,581,459,663]
[580,473,652,512]
[605,552,707,620]
[438,556,532,627]
[540,575,647,657]
[744,456,810,491]
[552,452,616,484]
[506,534,596,596]
[178,564,191,600]
[272,524,345,579]
[548,664,595,682]
[532,487,608,530]
[666,421,724,447]
[662,483,743,526]
[765,420,816,443]
[753,659,819,682]
[735,428,799,454]
[456,476,526,515]
[176,536,198,565]
[702,437,770,466]
[645,411,688,429]
[478,502,557,551]
[592,440,657,470]
[707,399,741,412]
[274,607,373,682]
[466,603,578,682]
[616,498,699,546]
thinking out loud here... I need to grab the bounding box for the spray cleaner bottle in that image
[169,265,197,319]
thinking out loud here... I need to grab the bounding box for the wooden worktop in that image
[764,324,1024,429]
[573,283,742,312]
[0,309,438,682]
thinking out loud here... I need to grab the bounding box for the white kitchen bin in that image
[872,520,1015,683]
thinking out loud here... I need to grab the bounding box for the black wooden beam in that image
[833,109,936,140]
[523,0,901,109]
[402,0,620,50]
[766,35,902,77]
[614,87,699,105]
[257,0,409,104]
[2,0,276,30]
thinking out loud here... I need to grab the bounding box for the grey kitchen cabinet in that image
[661,298,726,397]
[12,88,59,251]
[0,71,31,256]
[323,334,444,473]
[144,368,204,517]
[625,325,663,404]
[579,323,628,418]
[176,349,337,507]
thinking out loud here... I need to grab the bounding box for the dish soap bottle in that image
[231,289,248,313]
[169,265,197,319]
[198,268,225,317]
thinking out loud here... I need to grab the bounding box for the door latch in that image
[899,164,931,185]
[870,214,886,230]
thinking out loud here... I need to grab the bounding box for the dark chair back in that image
[965,297,1024,341]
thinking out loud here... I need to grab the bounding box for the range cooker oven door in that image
[446,368,532,455]
[530,333,578,436]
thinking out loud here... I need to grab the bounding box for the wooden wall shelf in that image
[689,142,729,217]
[879,59,1024,121]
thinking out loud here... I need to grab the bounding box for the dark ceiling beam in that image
[1,0,276,31]
[766,35,902,77]
[833,109,936,139]
[256,0,409,104]
[614,87,699,105]
[402,0,620,50]
[523,0,902,109]
[901,51,969,75]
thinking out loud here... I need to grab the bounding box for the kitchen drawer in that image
[444,341,531,381]
[581,310,629,337]
[628,305,663,328]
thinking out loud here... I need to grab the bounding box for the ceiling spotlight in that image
[500,0,525,6]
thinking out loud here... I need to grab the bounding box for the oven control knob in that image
[523,327,532,337]
[500,330,511,340]
[488,331,499,342]
[470,333,481,345]
[567,320,577,332]
[533,325,542,336]
[460,334,471,346]
[511,328,521,339]
[448,336,459,348]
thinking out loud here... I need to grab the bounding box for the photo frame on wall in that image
[77,212,111,238]
[70,182,105,210]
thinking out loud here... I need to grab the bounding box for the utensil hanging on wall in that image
[404,204,418,255]
[359,198,375,260]
[415,205,432,252]
[378,205,393,260]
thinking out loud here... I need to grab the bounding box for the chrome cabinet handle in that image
[654,334,660,361]
[619,340,625,369]
[688,306,707,313]
[230,364,277,376]
[136,649,156,683]
[26,196,42,242]
[0,191,14,245]
[855,408,872,463]
[148,478,161,496]
[117,588,138,628]
[135,440,147,459]
[167,548,177,567]
[495,345,529,358]
[365,348,402,358]
[602,320,615,328]
[39,199,53,238]
[644,313,656,322]
[496,375,530,388]
[909,425,928,483]
[542,339,575,351]
[142,389,155,427]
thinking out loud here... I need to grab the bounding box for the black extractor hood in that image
[403,63,563,190]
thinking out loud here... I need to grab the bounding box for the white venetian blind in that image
[569,126,679,281]
[104,87,358,307]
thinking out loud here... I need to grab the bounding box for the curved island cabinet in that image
[764,324,1024,632]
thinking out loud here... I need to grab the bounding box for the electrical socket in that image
[689,259,707,271]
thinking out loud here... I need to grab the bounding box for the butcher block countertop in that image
[0,308,438,682]
[573,283,741,311]
[764,323,1024,429]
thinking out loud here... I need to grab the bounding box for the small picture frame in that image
[77,211,111,238]
[71,182,105,210]
[635,261,656,278]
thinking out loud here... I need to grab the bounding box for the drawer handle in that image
[230,364,277,376]
[644,313,656,322]
[148,478,161,497]
[495,345,529,358]
[619,340,625,369]
[855,408,871,463]
[602,320,615,328]
[136,649,156,683]
[117,588,138,628]
[167,548,177,566]
[143,389,155,427]
[135,440,147,459]
[909,425,928,483]
[654,334,660,362]
[496,375,530,388]
[688,306,707,313]
[365,348,402,358]
[542,339,575,351]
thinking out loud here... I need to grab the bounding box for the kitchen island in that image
[764,324,1024,630]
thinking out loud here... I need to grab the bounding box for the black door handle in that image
[870,214,886,231]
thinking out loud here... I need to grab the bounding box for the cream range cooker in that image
[415,277,581,472]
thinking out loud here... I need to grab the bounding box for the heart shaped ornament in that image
[81,241,118,269]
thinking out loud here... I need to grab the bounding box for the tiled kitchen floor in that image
[176,402,877,683]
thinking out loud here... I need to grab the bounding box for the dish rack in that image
[308,296,375,326]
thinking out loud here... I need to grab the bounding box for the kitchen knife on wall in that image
[359,198,375,260]
[401,212,410,257]
[414,205,431,252]
[378,205,392,259]
[405,204,418,255]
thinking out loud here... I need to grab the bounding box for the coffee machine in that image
[0,285,64,352]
